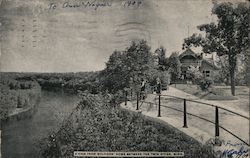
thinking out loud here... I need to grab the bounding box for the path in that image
[121,87,249,156]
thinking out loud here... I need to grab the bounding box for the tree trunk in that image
[226,75,230,85]
[229,54,236,96]
[230,69,235,96]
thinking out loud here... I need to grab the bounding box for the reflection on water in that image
[2,90,79,158]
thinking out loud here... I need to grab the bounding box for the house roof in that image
[179,48,200,59]
[179,48,220,70]
[201,59,220,70]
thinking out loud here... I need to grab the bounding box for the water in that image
[2,90,79,158]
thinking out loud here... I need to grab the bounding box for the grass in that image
[173,84,201,95]
[174,84,238,100]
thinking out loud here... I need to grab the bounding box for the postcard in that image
[0,0,249,157]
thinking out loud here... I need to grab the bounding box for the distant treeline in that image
[0,72,101,94]
[34,72,100,94]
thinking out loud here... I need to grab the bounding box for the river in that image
[1,90,79,158]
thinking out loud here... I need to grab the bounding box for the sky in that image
[0,0,244,72]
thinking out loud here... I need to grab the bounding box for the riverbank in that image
[4,95,41,123]
[0,82,41,123]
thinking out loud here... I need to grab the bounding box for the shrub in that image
[186,65,203,84]
[198,77,214,91]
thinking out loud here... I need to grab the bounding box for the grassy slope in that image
[173,84,238,100]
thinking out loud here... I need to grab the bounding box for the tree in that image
[155,46,168,71]
[101,50,126,93]
[183,2,249,96]
[215,55,230,84]
[246,48,250,86]
[101,40,156,93]
[167,52,181,82]
[215,53,248,85]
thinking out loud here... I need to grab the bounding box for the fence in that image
[123,91,250,146]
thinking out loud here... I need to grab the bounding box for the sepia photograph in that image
[0,0,249,157]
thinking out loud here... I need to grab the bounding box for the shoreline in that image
[0,87,41,126]
[5,96,40,123]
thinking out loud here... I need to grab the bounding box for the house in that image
[179,48,220,80]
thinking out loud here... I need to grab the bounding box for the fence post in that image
[214,106,221,145]
[0,128,1,158]
[130,89,133,100]
[125,90,127,106]
[215,106,219,137]
[183,99,188,128]
[158,94,161,117]
[136,92,139,110]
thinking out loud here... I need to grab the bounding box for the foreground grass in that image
[39,93,214,158]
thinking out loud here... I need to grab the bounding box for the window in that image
[206,71,210,77]
[203,70,210,77]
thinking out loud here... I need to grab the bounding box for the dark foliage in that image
[198,77,214,91]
